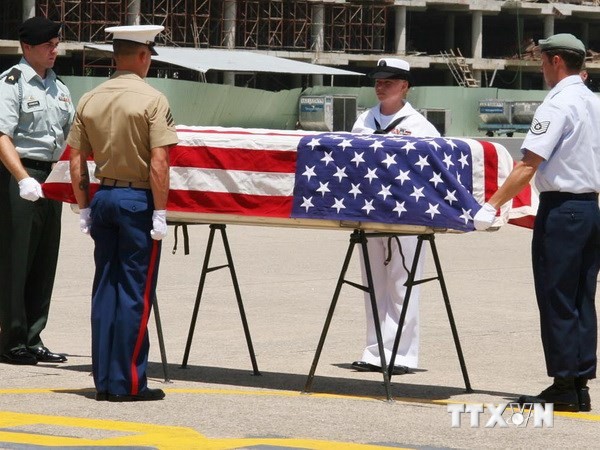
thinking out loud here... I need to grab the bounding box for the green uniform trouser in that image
[0,163,62,354]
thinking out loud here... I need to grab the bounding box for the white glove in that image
[473,202,497,231]
[79,207,92,235]
[150,210,167,240]
[18,177,43,202]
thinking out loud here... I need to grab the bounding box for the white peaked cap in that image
[368,58,412,83]
[105,25,164,55]
[378,58,410,72]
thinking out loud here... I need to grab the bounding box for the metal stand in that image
[180,224,260,375]
[387,234,471,392]
[303,229,392,400]
[152,294,171,382]
[303,230,471,400]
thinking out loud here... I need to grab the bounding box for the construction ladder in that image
[440,48,479,88]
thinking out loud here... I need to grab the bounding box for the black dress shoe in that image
[517,383,579,412]
[577,387,591,412]
[576,378,591,412]
[29,346,67,363]
[0,348,38,365]
[351,361,410,375]
[351,361,378,372]
[108,388,165,402]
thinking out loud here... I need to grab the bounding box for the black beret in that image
[19,17,61,45]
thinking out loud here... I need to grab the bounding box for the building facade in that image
[1,0,600,90]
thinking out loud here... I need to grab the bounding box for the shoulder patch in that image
[529,118,550,135]
[2,68,21,85]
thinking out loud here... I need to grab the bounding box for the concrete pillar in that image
[542,15,553,88]
[223,72,235,86]
[312,74,324,87]
[471,11,483,84]
[544,16,554,38]
[22,0,35,20]
[126,0,141,25]
[224,0,237,49]
[311,3,324,86]
[394,6,407,55]
[222,1,237,86]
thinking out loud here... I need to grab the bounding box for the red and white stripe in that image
[42,126,537,231]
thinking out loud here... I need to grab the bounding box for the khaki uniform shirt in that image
[67,71,178,182]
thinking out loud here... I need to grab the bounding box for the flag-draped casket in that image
[42,126,536,233]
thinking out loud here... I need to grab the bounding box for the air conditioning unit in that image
[298,95,357,132]
[512,101,542,124]
[479,99,512,124]
[419,108,451,136]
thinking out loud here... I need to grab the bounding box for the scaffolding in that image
[325,3,387,52]
[4,0,600,92]
[37,0,122,42]
[20,1,389,53]
[236,0,311,50]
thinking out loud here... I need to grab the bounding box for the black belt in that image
[540,191,598,201]
[21,158,55,172]
[100,177,151,189]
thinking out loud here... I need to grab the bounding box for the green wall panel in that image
[63,76,573,137]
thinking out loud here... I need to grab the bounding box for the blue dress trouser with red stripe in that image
[532,192,600,380]
[90,185,161,396]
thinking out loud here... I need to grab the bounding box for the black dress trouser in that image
[532,191,600,380]
[0,163,62,354]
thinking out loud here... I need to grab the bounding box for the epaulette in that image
[2,68,21,85]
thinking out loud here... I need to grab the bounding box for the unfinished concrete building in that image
[2,0,600,90]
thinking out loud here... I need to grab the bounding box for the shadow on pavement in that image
[56,362,518,403]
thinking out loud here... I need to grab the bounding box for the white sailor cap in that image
[105,25,164,55]
[369,58,411,83]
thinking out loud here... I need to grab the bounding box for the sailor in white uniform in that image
[351,58,440,374]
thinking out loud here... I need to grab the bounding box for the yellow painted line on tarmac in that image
[141,387,386,401]
[2,387,599,422]
[0,411,407,450]
[0,386,386,401]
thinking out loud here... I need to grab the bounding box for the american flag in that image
[42,126,535,232]
[293,133,483,231]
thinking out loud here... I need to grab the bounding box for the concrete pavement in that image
[0,207,598,449]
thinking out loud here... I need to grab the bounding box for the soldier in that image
[475,34,600,412]
[68,25,178,401]
[0,17,74,365]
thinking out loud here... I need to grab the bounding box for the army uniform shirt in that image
[0,58,74,161]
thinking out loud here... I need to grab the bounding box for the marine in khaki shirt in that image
[67,25,178,403]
